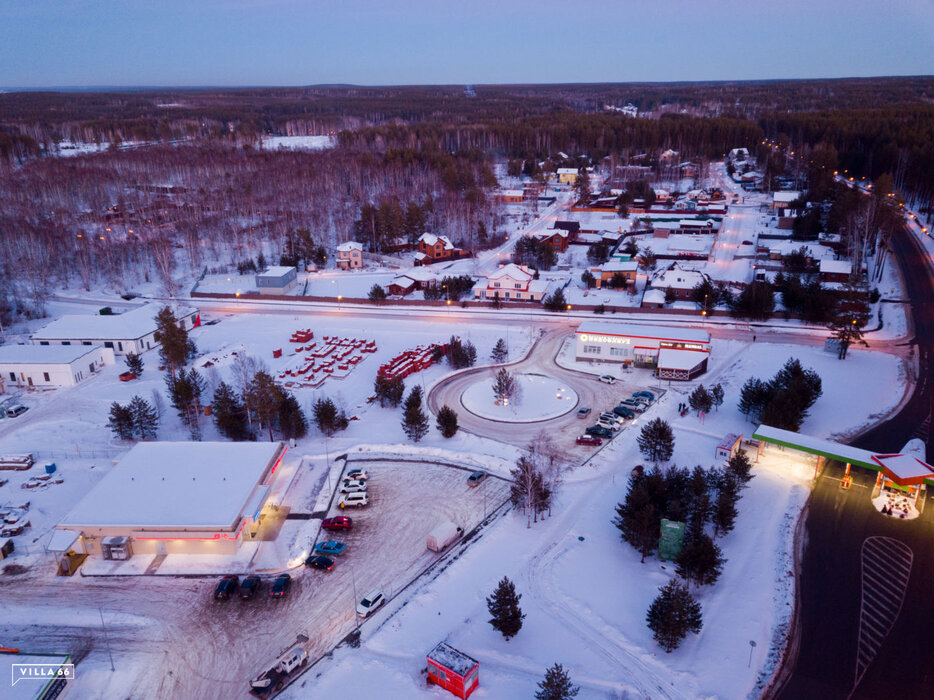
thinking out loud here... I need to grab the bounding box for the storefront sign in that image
[579,334,632,345]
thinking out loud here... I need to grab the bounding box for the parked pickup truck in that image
[249,634,310,697]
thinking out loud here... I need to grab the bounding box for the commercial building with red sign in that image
[575,321,711,379]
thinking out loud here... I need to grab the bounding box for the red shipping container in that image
[426,642,479,699]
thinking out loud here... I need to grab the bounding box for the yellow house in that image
[336,241,363,270]
[556,168,578,184]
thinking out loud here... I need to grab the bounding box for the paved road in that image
[774,222,934,700]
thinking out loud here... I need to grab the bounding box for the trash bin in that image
[45,462,57,475]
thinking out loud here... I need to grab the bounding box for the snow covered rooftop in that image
[32,304,195,342]
[256,266,295,278]
[773,191,801,203]
[752,425,878,469]
[642,289,666,304]
[499,188,523,197]
[427,642,478,676]
[394,267,438,283]
[657,348,707,370]
[556,168,577,175]
[488,264,533,281]
[651,265,708,290]
[59,442,285,530]
[576,321,710,344]
[600,261,638,272]
[871,454,934,485]
[0,344,99,364]
[336,241,363,252]
[419,233,454,250]
[820,259,853,275]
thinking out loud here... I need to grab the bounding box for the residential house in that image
[473,264,549,302]
[590,260,638,289]
[649,263,710,301]
[415,233,467,265]
[387,268,439,296]
[553,220,581,235]
[532,229,571,253]
[336,241,364,270]
[772,191,801,210]
[494,189,524,204]
[819,259,853,283]
[556,168,578,184]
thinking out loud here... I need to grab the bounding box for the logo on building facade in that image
[579,334,632,345]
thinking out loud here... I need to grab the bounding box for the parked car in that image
[613,406,636,419]
[633,391,655,401]
[314,541,346,557]
[339,479,367,494]
[585,425,613,439]
[271,574,291,599]
[322,516,352,531]
[4,405,27,419]
[467,471,487,487]
[576,407,592,419]
[599,412,625,425]
[631,396,651,406]
[214,575,239,600]
[240,575,261,599]
[356,590,386,618]
[345,468,369,481]
[598,375,617,384]
[576,434,602,446]
[118,371,137,382]
[339,492,368,509]
[620,400,646,412]
[305,555,335,571]
[596,419,620,433]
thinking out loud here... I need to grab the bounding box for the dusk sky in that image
[2,0,933,89]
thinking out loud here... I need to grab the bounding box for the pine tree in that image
[124,352,144,377]
[107,402,135,440]
[447,336,477,369]
[727,451,754,486]
[535,663,580,700]
[374,374,405,407]
[676,533,725,587]
[688,384,712,415]
[543,287,568,312]
[277,392,308,439]
[401,386,429,442]
[128,395,159,440]
[312,396,339,436]
[244,371,283,440]
[646,579,703,652]
[637,418,675,463]
[154,306,192,380]
[490,338,508,363]
[492,367,516,403]
[165,367,204,439]
[212,381,251,440]
[709,383,724,411]
[486,576,525,640]
[436,404,459,438]
[737,377,770,422]
[712,487,738,537]
[368,284,387,304]
[613,479,660,562]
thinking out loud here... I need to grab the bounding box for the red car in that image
[322,516,352,531]
[119,371,137,382]
[576,434,602,446]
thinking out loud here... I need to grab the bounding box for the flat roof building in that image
[255,266,298,293]
[31,304,199,356]
[0,344,114,389]
[55,441,286,558]
[576,321,710,376]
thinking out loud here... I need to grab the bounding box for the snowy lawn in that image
[460,372,578,422]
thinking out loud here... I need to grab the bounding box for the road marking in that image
[850,536,913,698]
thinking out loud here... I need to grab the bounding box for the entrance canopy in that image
[753,425,879,470]
[872,454,934,487]
[47,529,80,553]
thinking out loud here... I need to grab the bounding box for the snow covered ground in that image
[461,372,578,422]
[259,135,336,151]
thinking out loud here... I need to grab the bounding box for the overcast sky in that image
[1,0,932,89]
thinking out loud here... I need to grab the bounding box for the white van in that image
[339,492,368,509]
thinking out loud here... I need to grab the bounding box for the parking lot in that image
[182,459,511,697]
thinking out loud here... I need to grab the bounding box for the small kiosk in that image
[426,642,479,699]
[869,454,934,520]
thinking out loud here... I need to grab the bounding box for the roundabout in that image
[460,371,578,423]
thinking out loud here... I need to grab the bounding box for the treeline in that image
[340,112,764,161]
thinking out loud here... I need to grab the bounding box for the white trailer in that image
[426,520,463,553]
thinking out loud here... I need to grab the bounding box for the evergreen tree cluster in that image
[211,373,308,442]
[373,373,405,407]
[279,228,326,270]
[513,236,557,271]
[107,395,159,441]
[444,335,477,369]
[774,272,837,323]
[312,396,348,437]
[401,386,429,442]
[731,281,775,320]
[646,579,703,653]
[737,358,823,430]
[352,197,432,253]
[687,383,724,415]
[509,456,552,524]
[543,288,568,312]
[422,275,476,301]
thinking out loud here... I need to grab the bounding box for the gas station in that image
[752,424,934,519]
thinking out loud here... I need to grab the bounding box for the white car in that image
[595,419,620,432]
[598,375,617,385]
[345,468,369,481]
[339,479,367,494]
[599,412,625,426]
[356,589,385,618]
[339,492,369,508]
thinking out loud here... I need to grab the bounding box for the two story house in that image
[473,263,550,302]
[336,241,363,270]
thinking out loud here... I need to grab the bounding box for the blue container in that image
[45,462,57,474]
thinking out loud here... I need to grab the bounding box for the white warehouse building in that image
[30,304,199,356]
[575,321,711,380]
[0,344,115,389]
[51,441,287,565]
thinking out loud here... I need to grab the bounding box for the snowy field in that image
[259,135,336,151]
